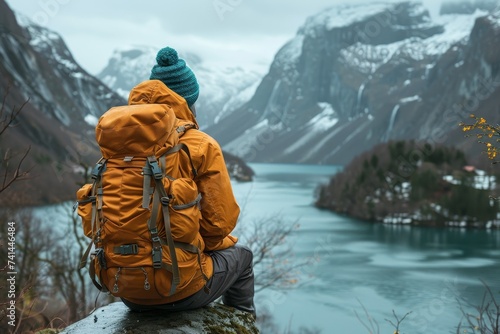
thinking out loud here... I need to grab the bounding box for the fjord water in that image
[33,163,499,333]
[232,163,500,333]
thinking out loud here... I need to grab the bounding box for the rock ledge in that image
[58,302,258,334]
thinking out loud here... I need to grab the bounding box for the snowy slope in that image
[339,10,488,75]
[205,1,500,166]
[13,13,124,127]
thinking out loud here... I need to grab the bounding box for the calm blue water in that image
[33,163,500,333]
[232,163,500,334]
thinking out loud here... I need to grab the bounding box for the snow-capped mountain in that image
[97,47,264,129]
[0,0,125,204]
[205,1,500,166]
[2,0,498,205]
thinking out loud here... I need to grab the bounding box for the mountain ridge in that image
[92,2,500,167]
[3,0,499,206]
[203,1,500,166]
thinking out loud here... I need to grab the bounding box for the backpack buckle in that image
[91,162,106,180]
[113,244,139,255]
[152,246,162,268]
[151,234,162,268]
[160,196,171,206]
[147,157,163,180]
[93,248,107,269]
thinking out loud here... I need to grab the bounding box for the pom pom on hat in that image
[150,47,199,107]
[156,47,179,66]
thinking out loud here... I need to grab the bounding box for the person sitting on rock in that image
[120,46,255,317]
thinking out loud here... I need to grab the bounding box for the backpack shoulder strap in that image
[146,155,181,296]
[166,143,198,177]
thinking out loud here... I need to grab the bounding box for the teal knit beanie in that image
[150,47,199,107]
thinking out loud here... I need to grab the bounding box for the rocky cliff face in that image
[205,1,500,166]
[0,0,125,204]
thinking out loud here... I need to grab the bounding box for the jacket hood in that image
[128,80,199,128]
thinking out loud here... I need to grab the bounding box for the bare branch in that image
[354,298,379,334]
[0,146,31,194]
[456,280,500,333]
[385,310,412,334]
[236,213,310,292]
[0,90,32,195]
[0,87,28,137]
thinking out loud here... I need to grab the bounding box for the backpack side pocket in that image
[164,178,202,244]
[76,183,95,238]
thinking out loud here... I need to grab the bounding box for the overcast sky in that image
[6,0,443,75]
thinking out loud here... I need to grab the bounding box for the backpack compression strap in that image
[78,159,108,293]
[147,156,180,296]
[145,143,200,296]
[78,159,107,270]
[164,142,210,282]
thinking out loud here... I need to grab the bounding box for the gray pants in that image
[122,245,255,315]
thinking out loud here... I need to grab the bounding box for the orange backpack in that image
[75,103,207,300]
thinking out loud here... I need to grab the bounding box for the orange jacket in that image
[126,80,240,304]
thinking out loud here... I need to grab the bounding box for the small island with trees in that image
[315,138,500,229]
